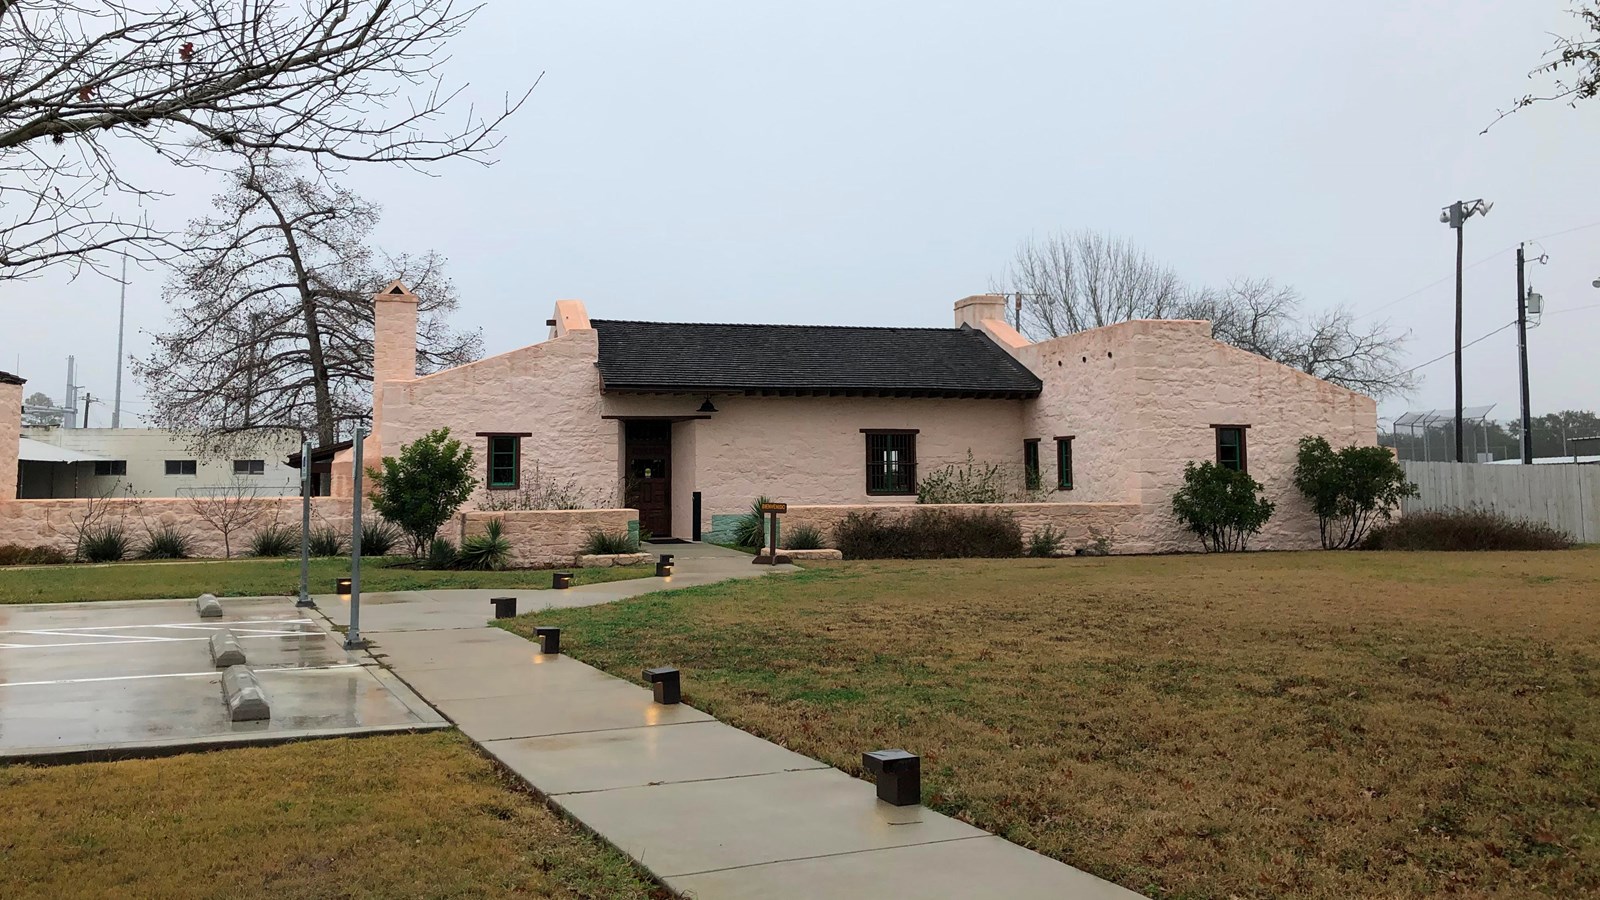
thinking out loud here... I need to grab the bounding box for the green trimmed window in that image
[488,435,520,489]
[1023,439,1041,490]
[1056,437,1074,490]
[1214,425,1248,473]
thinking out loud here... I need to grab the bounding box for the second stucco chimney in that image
[373,280,419,386]
[954,294,1008,330]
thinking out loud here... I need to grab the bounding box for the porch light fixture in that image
[697,398,718,413]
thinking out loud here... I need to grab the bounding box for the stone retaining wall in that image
[782,502,1145,555]
[457,508,638,569]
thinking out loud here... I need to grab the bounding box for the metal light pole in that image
[1441,199,1492,463]
[296,438,315,607]
[344,427,365,650]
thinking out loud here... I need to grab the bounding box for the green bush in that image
[309,527,345,557]
[1293,436,1418,549]
[457,519,512,570]
[1026,524,1065,558]
[0,544,70,566]
[425,537,458,570]
[582,528,640,555]
[833,509,1023,559]
[783,524,825,550]
[917,452,1008,504]
[368,427,478,558]
[250,524,300,557]
[1170,461,1275,552]
[732,496,771,548]
[138,525,193,560]
[361,520,401,556]
[80,525,131,563]
[1361,508,1573,551]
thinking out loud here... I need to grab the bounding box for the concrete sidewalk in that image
[350,543,1138,899]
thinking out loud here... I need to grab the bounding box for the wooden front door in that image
[624,421,672,538]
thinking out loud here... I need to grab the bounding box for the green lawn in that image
[0,556,651,604]
[0,732,658,899]
[507,549,1600,899]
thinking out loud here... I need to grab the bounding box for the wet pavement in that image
[0,597,445,761]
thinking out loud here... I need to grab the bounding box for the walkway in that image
[328,543,1137,899]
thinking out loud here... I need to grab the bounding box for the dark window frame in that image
[1056,436,1074,491]
[482,433,524,490]
[232,459,265,476]
[93,460,127,477]
[861,429,918,496]
[1023,439,1041,491]
[1212,424,1250,473]
[164,459,197,476]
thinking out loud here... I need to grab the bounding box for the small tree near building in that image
[187,476,265,559]
[1171,461,1275,552]
[1293,436,1417,549]
[367,429,477,557]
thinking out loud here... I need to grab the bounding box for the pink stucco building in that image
[358,287,1376,554]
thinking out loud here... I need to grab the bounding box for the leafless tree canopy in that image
[1488,2,1600,129]
[0,0,529,280]
[998,231,1417,399]
[133,158,483,449]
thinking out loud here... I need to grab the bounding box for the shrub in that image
[80,524,131,563]
[583,528,640,555]
[361,520,401,556]
[833,508,1023,559]
[732,496,771,548]
[367,427,478,557]
[0,544,70,566]
[1170,461,1275,552]
[1361,508,1573,551]
[783,524,825,550]
[917,452,1008,504]
[425,537,458,570]
[1026,524,1065,558]
[250,524,300,557]
[1293,436,1418,549]
[138,525,193,560]
[457,519,512,570]
[309,527,345,557]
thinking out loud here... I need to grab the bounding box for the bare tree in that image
[133,158,483,449]
[0,0,531,282]
[998,234,1417,399]
[187,475,264,558]
[1488,3,1600,129]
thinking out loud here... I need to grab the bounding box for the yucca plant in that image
[309,526,346,557]
[138,525,193,560]
[733,496,771,548]
[582,528,639,555]
[80,524,131,563]
[361,520,401,556]
[425,537,458,570]
[250,524,301,557]
[456,518,512,570]
[783,524,825,550]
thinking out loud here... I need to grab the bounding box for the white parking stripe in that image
[0,618,314,636]
[0,662,364,688]
[0,630,323,650]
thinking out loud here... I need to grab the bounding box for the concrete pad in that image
[481,721,828,795]
[666,835,1142,899]
[208,629,247,667]
[394,655,620,701]
[196,593,223,617]
[444,679,714,741]
[365,627,537,670]
[553,767,988,877]
[222,665,270,721]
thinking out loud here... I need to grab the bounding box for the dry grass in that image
[512,549,1600,899]
[0,732,659,900]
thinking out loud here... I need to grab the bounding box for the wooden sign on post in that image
[754,502,790,565]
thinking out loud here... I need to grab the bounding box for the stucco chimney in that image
[954,294,1009,330]
[0,370,25,500]
[373,280,419,386]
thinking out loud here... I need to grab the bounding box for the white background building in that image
[18,428,301,499]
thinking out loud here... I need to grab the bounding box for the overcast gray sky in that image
[5,1,1597,430]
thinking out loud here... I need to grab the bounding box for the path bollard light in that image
[490,596,517,619]
[552,571,572,590]
[535,626,561,655]
[862,749,921,807]
[643,666,681,704]
[336,578,352,596]
[655,554,674,577]
[196,593,223,618]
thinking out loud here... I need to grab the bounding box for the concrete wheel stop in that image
[196,593,223,618]
[208,629,247,667]
[222,665,271,722]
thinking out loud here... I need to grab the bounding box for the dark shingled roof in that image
[0,371,25,385]
[591,320,1042,399]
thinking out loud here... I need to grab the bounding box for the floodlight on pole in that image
[1441,198,1492,463]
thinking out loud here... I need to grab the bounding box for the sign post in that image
[753,501,790,565]
[344,427,366,650]
[295,438,314,608]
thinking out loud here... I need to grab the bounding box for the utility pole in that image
[1516,245,1533,464]
[81,392,95,427]
[1441,198,1492,463]
[112,255,127,428]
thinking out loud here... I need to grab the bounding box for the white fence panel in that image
[1399,461,1599,543]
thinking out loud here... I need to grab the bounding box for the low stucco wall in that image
[783,502,1143,555]
[0,497,358,559]
[458,508,638,568]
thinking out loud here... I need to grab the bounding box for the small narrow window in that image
[164,459,197,476]
[1023,439,1041,491]
[1213,425,1249,472]
[94,460,127,477]
[233,459,265,476]
[488,435,520,489]
[1056,437,1074,490]
[863,430,918,495]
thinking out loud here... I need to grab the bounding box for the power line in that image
[1544,302,1600,316]
[1399,320,1516,378]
